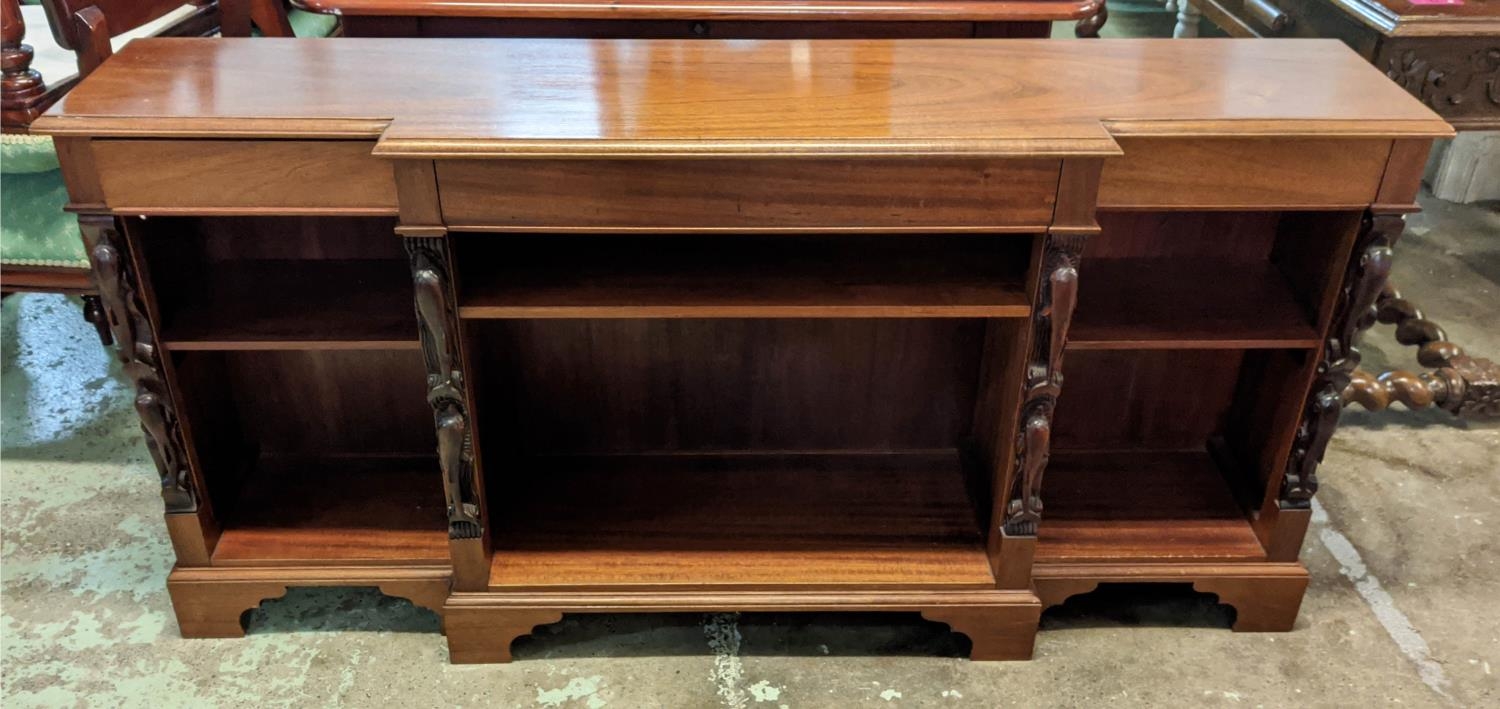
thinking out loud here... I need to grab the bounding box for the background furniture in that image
[1,0,217,320]
[0,1,331,331]
[1180,0,1498,130]
[1171,0,1500,419]
[34,37,1449,661]
[290,0,1112,38]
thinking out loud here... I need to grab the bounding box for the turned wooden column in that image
[1,0,47,127]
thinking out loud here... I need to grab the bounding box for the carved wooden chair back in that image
[38,0,220,75]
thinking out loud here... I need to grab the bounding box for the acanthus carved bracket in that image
[80,215,196,513]
[406,237,483,540]
[1282,213,1401,509]
[1004,232,1085,537]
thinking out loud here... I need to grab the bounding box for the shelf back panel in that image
[470,318,988,458]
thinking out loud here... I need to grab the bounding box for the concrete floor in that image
[2,191,1495,707]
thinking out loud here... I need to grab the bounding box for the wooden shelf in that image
[487,452,996,589]
[211,456,448,567]
[161,260,419,351]
[457,234,1031,319]
[1036,450,1267,563]
[1070,259,1320,350]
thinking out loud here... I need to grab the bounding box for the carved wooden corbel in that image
[1004,233,1085,536]
[1282,212,1400,508]
[406,237,482,540]
[80,215,195,513]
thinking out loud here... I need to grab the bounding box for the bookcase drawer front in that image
[437,159,1060,230]
[1098,138,1390,209]
[91,140,397,214]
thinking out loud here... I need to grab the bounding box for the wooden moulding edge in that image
[368,138,1125,161]
[167,564,452,583]
[445,588,1041,611]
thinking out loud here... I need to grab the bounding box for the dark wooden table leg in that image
[1075,0,1108,37]
[1343,283,1500,418]
[80,294,113,346]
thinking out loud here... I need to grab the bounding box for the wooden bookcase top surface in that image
[34,38,1450,155]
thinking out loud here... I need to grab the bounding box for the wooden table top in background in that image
[289,0,1104,22]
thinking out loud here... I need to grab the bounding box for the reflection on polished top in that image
[34,38,1452,157]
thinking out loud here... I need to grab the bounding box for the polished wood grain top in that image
[292,0,1103,22]
[34,38,1452,156]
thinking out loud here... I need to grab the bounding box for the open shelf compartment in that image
[131,216,417,350]
[1070,211,1359,350]
[488,452,996,589]
[173,349,447,567]
[467,315,1024,591]
[1038,347,1319,563]
[210,455,448,566]
[1037,450,1265,563]
[454,233,1033,319]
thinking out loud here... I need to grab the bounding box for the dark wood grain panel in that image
[437,159,1059,230]
[1052,350,1245,451]
[159,260,419,350]
[1089,210,1283,259]
[1036,451,1266,563]
[471,318,987,457]
[134,216,415,349]
[1070,259,1319,349]
[211,456,448,566]
[456,233,1032,318]
[218,350,435,455]
[487,452,995,589]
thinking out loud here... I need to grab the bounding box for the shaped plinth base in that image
[444,588,1042,663]
[1034,562,1310,632]
[166,565,450,638]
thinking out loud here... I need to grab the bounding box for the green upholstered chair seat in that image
[253,8,340,37]
[1,133,60,174]
[289,8,339,37]
[2,137,86,269]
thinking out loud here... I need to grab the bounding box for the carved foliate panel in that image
[79,215,196,513]
[406,237,483,540]
[1380,39,1500,128]
[1282,213,1401,508]
[1004,232,1085,536]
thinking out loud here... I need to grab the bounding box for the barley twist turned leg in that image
[1343,283,1500,418]
[1075,0,1109,38]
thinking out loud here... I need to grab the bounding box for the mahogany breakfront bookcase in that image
[34,38,1450,662]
